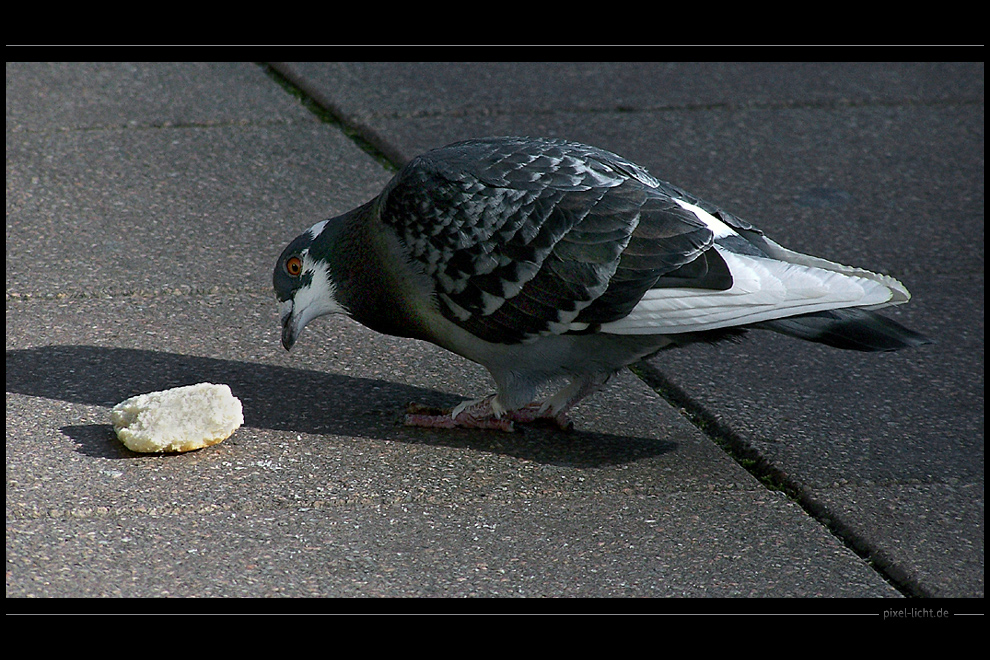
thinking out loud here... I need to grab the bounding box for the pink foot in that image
[504,402,574,431]
[403,400,573,432]
[404,402,516,432]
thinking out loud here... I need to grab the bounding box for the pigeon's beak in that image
[281,317,297,351]
[279,300,298,351]
[276,276,346,352]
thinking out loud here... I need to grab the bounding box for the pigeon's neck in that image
[329,199,436,342]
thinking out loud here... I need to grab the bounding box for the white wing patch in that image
[757,236,912,307]
[673,197,736,239]
[598,246,900,335]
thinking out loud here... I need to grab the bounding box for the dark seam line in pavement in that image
[256,92,984,124]
[258,63,402,173]
[6,118,296,135]
[340,95,985,120]
[5,285,270,302]
[630,361,930,599]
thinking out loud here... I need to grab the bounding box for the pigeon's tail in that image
[754,308,932,352]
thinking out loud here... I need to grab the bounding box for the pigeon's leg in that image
[403,373,611,432]
[504,373,612,430]
[404,396,516,431]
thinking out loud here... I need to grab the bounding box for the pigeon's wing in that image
[593,181,918,339]
[378,137,723,344]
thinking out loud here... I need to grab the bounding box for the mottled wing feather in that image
[379,137,731,344]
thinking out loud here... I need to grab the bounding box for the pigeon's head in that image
[273,219,347,351]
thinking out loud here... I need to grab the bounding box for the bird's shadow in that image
[6,346,675,467]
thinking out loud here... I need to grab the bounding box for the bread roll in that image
[111,383,243,453]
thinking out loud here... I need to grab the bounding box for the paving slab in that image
[6,61,982,603]
[274,61,982,165]
[272,62,984,599]
[7,65,390,298]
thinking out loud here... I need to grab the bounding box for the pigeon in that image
[274,136,930,431]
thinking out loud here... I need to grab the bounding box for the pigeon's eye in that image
[285,256,303,277]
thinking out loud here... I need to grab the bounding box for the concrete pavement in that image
[6,61,983,603]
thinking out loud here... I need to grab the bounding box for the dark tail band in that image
[755,308,932,352]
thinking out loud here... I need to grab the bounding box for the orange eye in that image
[285,256,303,277]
